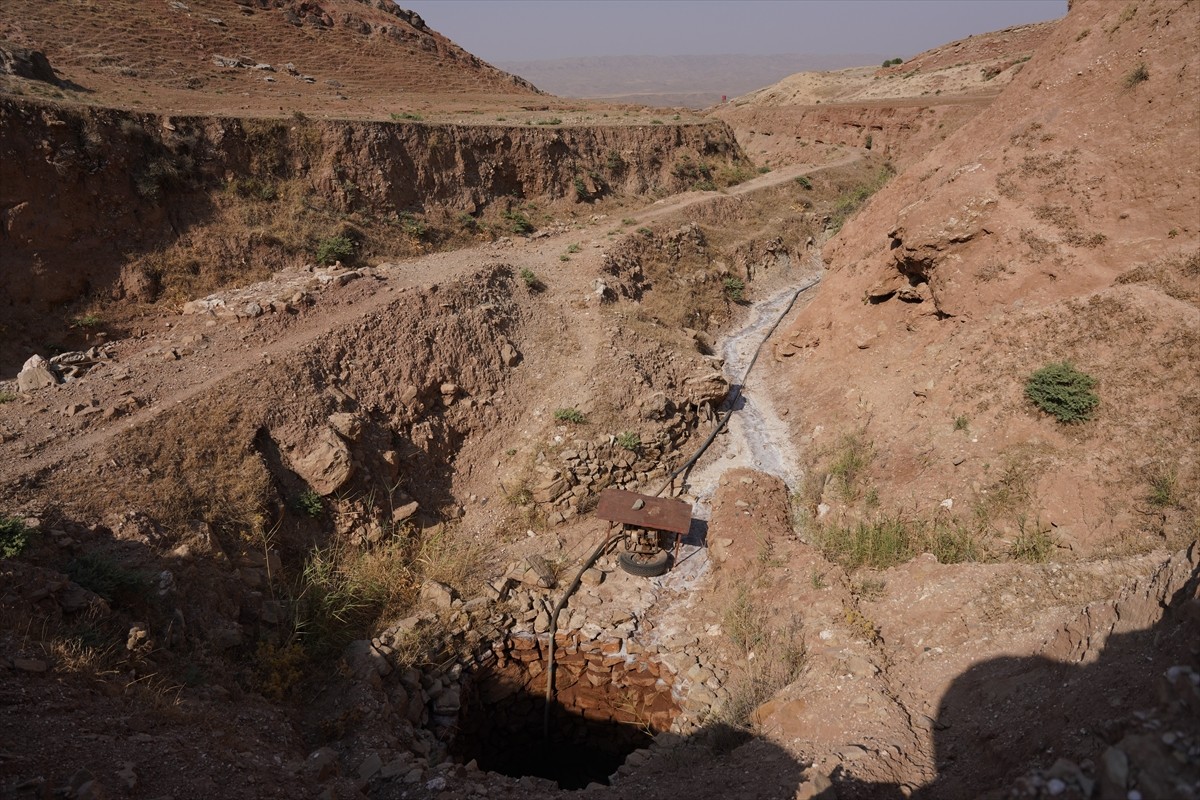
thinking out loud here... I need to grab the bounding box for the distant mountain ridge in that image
[498,53,890,108]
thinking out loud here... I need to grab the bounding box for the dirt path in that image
[0,153,861,493]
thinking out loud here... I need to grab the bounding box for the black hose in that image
[541,274,821,737]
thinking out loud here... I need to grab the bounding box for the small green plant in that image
[1148,468,1179,508]
[554,408,586,424]
[71,314,103,328]
[519,267,545,291]
[882,57,904,67]
[757,165,771,174]
[864,134,873,150]
[795,175,812,190]
[637,227,653,236]
[315,235,354,266]
[399,212,428,239]
[573,176,588,201]
[954,415,970,432]
[1025,361,1099,423]
[456,211,477,230]
[650,118,663,125]
[390,112,424,121]
[828,431,874,502]
[616,431,641,452]
[535,117,563,126]
[503,210,534,235]
[864,486,880,508]
[566,243,581,253]
[621,217,636,225]
[1168,228,1179,238]
[0,392,16,404]
[559,254,570,262]
[809,567,826,590]
[0,516,31,558]
[723,276,746,302]
[1124,63,1149,89]
[296,490,323,518]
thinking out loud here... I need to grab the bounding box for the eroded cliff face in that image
[0,96,744,316]
[774,0,1199,554]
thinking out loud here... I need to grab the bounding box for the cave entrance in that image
[452,635,681,789]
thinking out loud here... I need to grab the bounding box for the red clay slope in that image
[774,0,1199,555]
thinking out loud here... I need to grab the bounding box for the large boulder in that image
[0,44,59,84]
[17,354,57,393]
[289,427,354,495]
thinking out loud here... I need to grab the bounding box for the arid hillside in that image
[713,21,1056,167]
[0,2,1197,800]
[0,0,540,118]
[774,0,1198,556]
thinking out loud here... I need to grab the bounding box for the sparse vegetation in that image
[0,392,16,404]
[827,431,874,503]
[1,516,32,558]
[882,57,904,67]
[1009,518,1055,562]
[535,117,562,126]
[315,234,354,266]
[1124,62,1149,89]
[616,431,641,452]
[1148,468,1179,508]
[829,163,896,232]
[723,276,746,302]
[809,514,985,572]
[795,175,812,190]
[1025,361,1099,423]
[295,490,323,518]
[566,243,581,254]
[954,415,970,432]
[553,408,587,424]
[519,267,545,291]
[503,209,534,235]
[390,112,424,121]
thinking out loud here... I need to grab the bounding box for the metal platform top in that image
[595,488,693,535]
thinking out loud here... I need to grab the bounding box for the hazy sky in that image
[404,0,1067,62]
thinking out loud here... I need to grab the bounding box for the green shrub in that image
[295,490,323,518]
[795,175,812,190]
[0,391,16,404]
[0,516,31,558]
[315,235,354,266]
[616,431,641,452]
[636,227,653,236]
[954,415,970,432]
[554,408,586,424]
[566,243,581,253]
[503,210,533,235]
[390,112,424,121]
[723,276,746,302]
[535,117,563,126]
[1025,361,1099,423]
[519,268,544,291]
[864,134,873,150]
[399,212,427,239]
